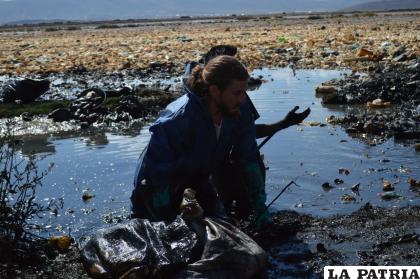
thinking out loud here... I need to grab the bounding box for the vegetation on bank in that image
[0,97,127,118]
[0,100,71,118]
[0,91,176,119]
[0,121,60,244]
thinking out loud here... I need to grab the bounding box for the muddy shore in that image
[1,204,419,278]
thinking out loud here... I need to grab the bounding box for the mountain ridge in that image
[341,0,420,11]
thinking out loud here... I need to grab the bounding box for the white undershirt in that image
[214,121,222,141]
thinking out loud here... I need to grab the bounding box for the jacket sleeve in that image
[134,112,204,191]
[234,97,260,165]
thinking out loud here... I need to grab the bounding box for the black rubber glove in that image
[255,106,311,139]
[283,106,311,128]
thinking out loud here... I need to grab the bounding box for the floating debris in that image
[82,190,95,202]
[379,191,400,200]
[408,178,420,188]
[334,178,344,185]
[339,168,350,175]
[341,194,356,203]
[351,183,360,193]
[367,98,391,109]
[322,182,334,191]
[315,86,336,94]
[308,121,321,127]
[383,180,395,192]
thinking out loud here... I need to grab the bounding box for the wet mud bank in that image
[257,204,420,278]
[0,70,182,135]
[2,204,419,278]
[318,59,420,145]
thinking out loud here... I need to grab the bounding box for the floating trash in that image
[339,168,350,175]
[82,190,95,202]
[379,191,400,200]
[334,178,344,185]
[351,183,360,193]
[408,178,420,188]
[322,182,334,191]
[341,194,356,203]
[383,180,395,192]
[367,98,391,109]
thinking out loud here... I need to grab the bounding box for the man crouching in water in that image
[131,55,309,229]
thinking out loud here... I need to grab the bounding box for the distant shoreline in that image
[1,9,420,30]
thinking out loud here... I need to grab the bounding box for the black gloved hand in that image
[283,106,311,127]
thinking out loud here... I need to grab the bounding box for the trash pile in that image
[1,13,419,75]
[317,59,420,143]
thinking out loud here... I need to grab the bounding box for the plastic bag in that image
[80,216,266,279]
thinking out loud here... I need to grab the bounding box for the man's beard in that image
[220,103,241,118]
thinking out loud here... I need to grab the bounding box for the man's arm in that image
[255,106,311,139]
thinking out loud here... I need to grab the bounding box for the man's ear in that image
[208,84,221,98]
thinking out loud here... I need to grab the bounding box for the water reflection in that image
[18,134,56,156]
[81,132,109,148]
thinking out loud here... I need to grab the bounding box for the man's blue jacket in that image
[131,63,261,218]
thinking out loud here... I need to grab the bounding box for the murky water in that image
[13,68,419,237]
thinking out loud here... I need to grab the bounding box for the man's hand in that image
[283,106,311,127]
[255,106,311,139]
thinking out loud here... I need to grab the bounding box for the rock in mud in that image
[0,79,50,103]
[48,108,72,122]
[20,112,33,122]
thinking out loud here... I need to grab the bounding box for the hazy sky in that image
[0,0,395,24]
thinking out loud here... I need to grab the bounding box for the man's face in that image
[214,79,248,118]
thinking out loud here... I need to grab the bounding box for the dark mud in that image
[318,59,420,144]
[2,204,419,278]
[258,204,420,278]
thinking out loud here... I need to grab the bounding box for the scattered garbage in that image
[379,191,400,200]
[315,85,336,94]
[318,60,420,142]
[176,35,193,43]
[339,168,350,175]
[334,178,344,185]
[322,182,334,191]
[408,178,420,187]
[356,48,374,58]
[351,183,360,193]
[382,180,395,192]
[367,98,391,109]
[341,194,356,203]
[48,235,73,253]
[82,190,95,202]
